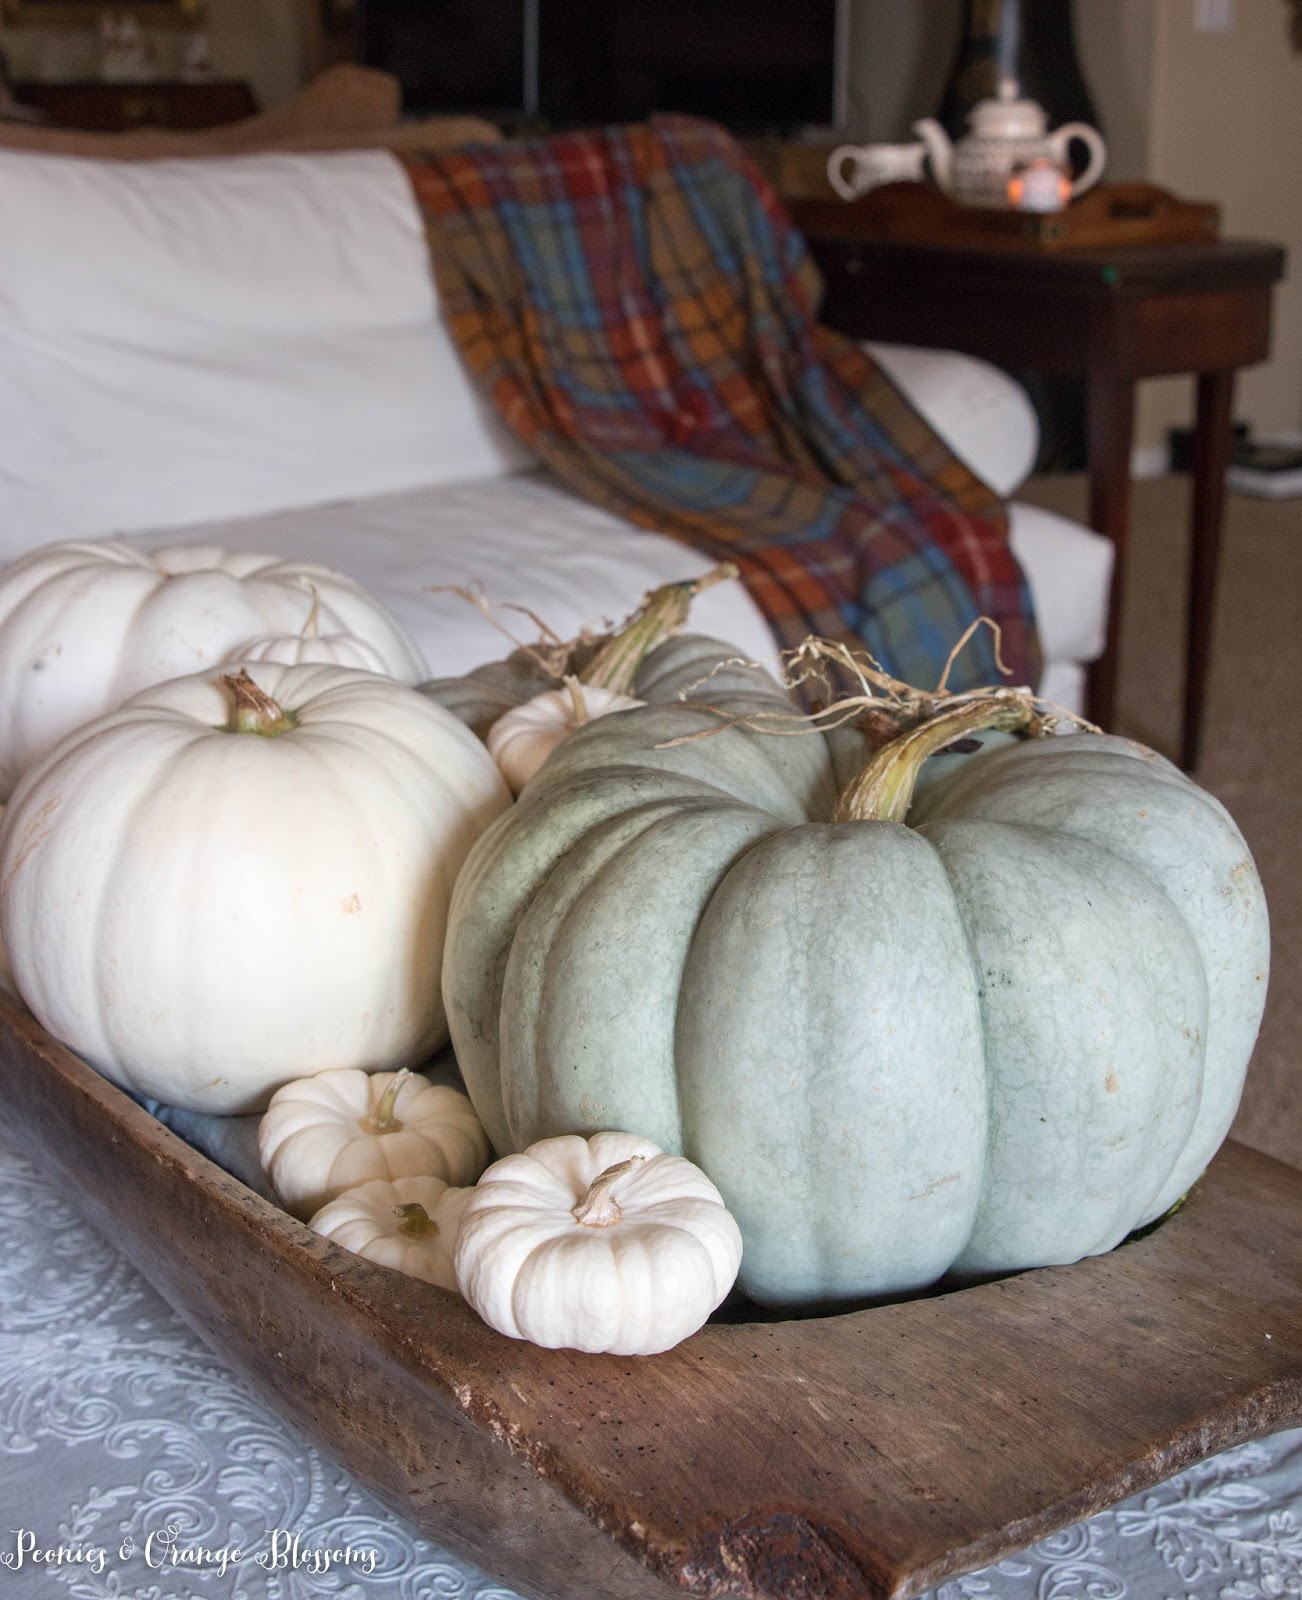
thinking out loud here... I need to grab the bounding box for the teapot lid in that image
[967,77,1049,139]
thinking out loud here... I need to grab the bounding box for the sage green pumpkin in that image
[442,663,1269,1307]
[419,647,565,740]
[420,629,796,735]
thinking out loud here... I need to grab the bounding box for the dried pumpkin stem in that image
[572,1154,646,1228]
[220,670,297,737]
[301,582,322,640]
[394,1202,438,1239]
[562,675,589,726]
[363,1068,411,1134]
[834,696,1040,825]
[581,563,739,695]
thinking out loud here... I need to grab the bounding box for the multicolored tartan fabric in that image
[405,116,1041,692]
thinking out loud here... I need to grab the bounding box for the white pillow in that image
[0,148,533,559]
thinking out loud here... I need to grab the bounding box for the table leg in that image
[1084,369,1137,733]
[1182,369,1236,772]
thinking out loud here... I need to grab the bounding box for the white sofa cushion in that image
[0,148,532,559]
[866,341,1040,498]
[122,473,781,681]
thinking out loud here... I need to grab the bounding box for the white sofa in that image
[0,146,1110,709]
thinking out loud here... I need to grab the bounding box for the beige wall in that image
[205,0,305,107]
[1139,0,1302,446]
[1072,0,1156,183]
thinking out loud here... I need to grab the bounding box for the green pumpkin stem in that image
[834,695,1039,825]
[572,1154,646,1228]
[221,670,297,737]
[394,1202,438,1239]
[580,563,739,694]
[363,1068,411,1134]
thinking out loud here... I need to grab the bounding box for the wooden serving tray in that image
[3,992,1300,1600]
[789,181,1221,253]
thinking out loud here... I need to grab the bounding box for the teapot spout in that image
[911,117,953,192]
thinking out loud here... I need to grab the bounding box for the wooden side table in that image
[791,206,1285,770]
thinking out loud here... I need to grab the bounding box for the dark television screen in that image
[540,0,838,131]
[358,0,526,120]
[358,0,839,132]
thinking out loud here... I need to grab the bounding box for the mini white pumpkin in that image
[0,541,426,798]
[259,1066,490,1219]
[486,678,643,796]
[454,1132,743,1355]
[233,632,392,672]
[0,663,511,1114]
[226,584,394,674]
[311,1174,472,1289]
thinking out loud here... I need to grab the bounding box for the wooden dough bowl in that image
[3,993,1299,1600]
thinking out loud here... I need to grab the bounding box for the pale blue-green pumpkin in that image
[442,647,1269,1308]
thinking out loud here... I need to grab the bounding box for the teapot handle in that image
[1053,124,1107,198]
[827,145,867,201]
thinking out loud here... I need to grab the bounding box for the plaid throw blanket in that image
[406,116,1040,692]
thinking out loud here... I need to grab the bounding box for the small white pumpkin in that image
[0,663,511,1113]
[311,1175,472,1289]
[486,678,643,795]
[226,583,394,675]
[259,1066,490,1219]
[233,632,392,672]
[0,540,426,798]
[454,1131,743,1355]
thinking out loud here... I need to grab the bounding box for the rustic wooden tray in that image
[3,991,1300,1600]
[788,181,1221,253]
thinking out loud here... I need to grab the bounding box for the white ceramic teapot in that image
[913,79,1106,210]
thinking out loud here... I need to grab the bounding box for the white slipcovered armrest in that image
[865,341,1040,498]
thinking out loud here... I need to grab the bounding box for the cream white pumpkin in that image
[486,680,644,796]
[228,631,392,673]
[259,1066,490,1219]
[310,1174,472,1289]
[224,583,394,675]
[454,1132,743,1355]
[0,540,426,798]
[0,663,511,1114]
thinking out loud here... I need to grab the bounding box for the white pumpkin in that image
[454,1132,743,1355]
[0,663,511,1113]
[259,1066,490,1219]
[311,1174,472,1289]
[225,583,394,674]
[486,679,644,796]
[0,540,426,799]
